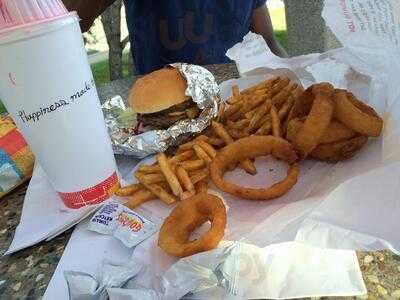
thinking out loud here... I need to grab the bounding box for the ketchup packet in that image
[88,201,160,248]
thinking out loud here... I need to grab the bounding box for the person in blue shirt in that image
[65,1,287,75]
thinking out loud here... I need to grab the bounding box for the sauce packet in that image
[88,200,160,248]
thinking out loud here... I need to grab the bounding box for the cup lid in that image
[0,0,68,33]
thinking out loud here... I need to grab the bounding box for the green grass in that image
[270,7,287,49]
[0,100,7,115]
[275,30,288,50]
[91,53,131,86]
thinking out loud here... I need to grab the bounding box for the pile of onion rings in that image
[158,193,227,258]
[286,84,383,162]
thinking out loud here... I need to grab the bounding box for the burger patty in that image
[137,100,198,129]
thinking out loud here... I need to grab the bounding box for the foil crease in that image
[101,64,220,158]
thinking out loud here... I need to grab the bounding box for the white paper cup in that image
[0,13,119,209]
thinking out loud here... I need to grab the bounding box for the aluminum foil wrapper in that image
[102,63,220,158]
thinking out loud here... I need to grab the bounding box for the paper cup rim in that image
[0,12,78,45]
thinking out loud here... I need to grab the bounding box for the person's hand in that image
[62,0,116,32]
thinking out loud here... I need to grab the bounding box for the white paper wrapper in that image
[60,238,366,300]
[64,260,143,300]
[4,156,137,255]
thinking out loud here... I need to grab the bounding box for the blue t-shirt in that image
[124,0,265,74]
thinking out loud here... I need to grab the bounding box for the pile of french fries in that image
[116,76,303,208]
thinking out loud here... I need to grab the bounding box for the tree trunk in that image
[101,0,123,81]
[128,48,135,75]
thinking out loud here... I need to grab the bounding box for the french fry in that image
[157,153,183,197]
[272,82,298,107]
[196,140,217,158]
[256,119,272,135]
[232,85,240,97]
[146,184,176,204]
[248,100,272,132]
[278,96,294,120]
[224,102,242,118]
[271,77,291,96]
[137,164,161,173]
[245,106,259,119]
[239,95,267,114]
[242,77,279,94]
[179,159,205,171]
[124,189,156,209]
[251,114,271,132]
[241,82,267,95]
[135,172,165,184]
[218,103,226,121]
[253,88,268,95]
[194,135,213,143]
[177,142,194,152]
[190,168,210,184]
[115,183,142,197]
[212,121,257,174]
[195,178,208,193]
[206,137,225,147]
[227,119,250,130]
[178,136,210,152]
[227,128,249,139]
[228,109,244,121]
[136,173,177,204]
[212,121,234,144]
[181,190,196,200]
[193,144,212,164]
[238,157,256,174]
[176,166,195,194]
[270,105,281,137]
[170,149,194,162]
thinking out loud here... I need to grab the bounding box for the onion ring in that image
[292,83,335,157]
[287,118,356,144]
[310,135,368,162]
[158,193,226,258]
[210,136,299,200]
[285,85,314,130]
[334,90,383,137]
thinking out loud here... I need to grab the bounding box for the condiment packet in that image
[88,200,160,248]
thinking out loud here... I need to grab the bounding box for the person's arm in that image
[62,0,116,32]
[251,3,288,57]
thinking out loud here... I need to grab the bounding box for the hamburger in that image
[129,68,200,130]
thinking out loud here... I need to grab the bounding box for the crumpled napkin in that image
[67,241,366,300]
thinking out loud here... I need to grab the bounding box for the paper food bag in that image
[226,0,400,252]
